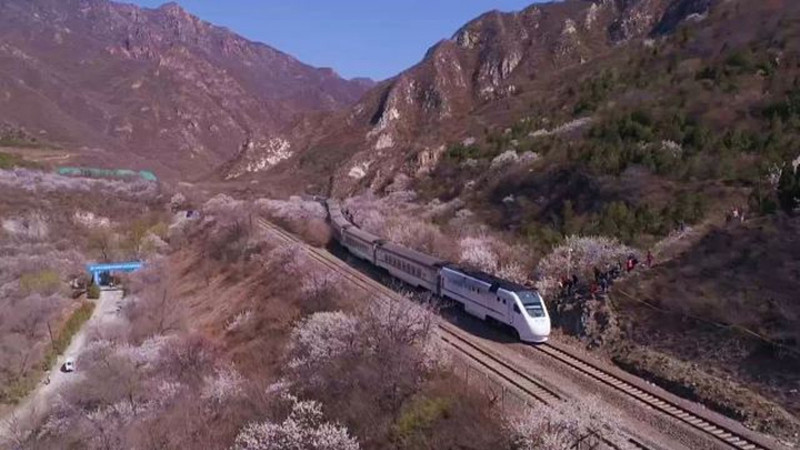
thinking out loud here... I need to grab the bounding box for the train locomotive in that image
[326,199,551,343]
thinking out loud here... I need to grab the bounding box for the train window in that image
[519,291,546,318]
[513,304,521,314]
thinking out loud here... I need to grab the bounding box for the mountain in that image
[222,0,800,437]
[224,0,716,191]
[0,0,373,177]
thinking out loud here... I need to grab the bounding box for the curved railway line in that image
[532,343,780,450]
[256,218,788,450]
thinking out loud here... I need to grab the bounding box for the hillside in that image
[223,0,800,441]
[1,0,799,446]
[224,0,715,190]
[0,0,373,177]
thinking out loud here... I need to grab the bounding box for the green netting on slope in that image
[56,167,157,182]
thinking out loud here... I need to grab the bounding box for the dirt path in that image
[0,290,125,445]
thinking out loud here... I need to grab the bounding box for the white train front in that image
[326,199,551,343]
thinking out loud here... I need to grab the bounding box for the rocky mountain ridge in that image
[0,0,373,176]
[225,0,714,193]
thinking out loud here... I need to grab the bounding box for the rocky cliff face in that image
[0,0,372,176]
[226,0,716,194]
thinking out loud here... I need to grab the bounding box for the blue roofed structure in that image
[87,261,144,286]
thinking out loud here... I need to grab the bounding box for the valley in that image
[1,0,799,449]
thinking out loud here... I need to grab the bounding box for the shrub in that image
[458,234,533,283]
[87,284,101,299]
[257,197,330,246]
[459,236,499,272]
[19,269,61,295]
[764,87,800,123]
[169,193,187,212]
[0,168,158,200]
[232,395,360,450]
[1,212,49,241]
[202,194,250,227]
[343,192,456,259]
[0,152,40,170]
[257,196,326,223]
[300,271,344,314]
[36,334,225,448]
[490,150,519,169]
[286,299,446,427]
[201,366,244,404]
[537,235,640,296]
[198,195,263,263]
[390,396,452,446]
[724,50,755,73]
[505,396,630,449]
[287,311,361,379]
[446,143,483,162]
[573,69,619,114]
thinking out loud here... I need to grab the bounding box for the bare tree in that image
[88,229,114,262]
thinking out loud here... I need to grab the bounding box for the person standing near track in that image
[626,254,638,272]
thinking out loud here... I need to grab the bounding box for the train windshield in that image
[518,291,546,318]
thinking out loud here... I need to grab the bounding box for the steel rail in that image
[256,218,787,450]
[257,218,564,406]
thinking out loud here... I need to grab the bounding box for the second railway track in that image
[256,218,788,450]
[258,218,564,405]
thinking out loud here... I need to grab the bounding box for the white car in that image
[62,359,75,373]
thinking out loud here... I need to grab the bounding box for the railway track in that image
[531,342,782,450]
[258,218,564,405]
[256,218,787,450]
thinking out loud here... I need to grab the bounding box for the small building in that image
[86,261,144,287]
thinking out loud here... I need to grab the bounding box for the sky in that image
[127,0,545,81]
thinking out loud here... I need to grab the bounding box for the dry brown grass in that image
[611,214,800,438]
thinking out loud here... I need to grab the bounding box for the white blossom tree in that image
[537,235,640,297]
[232,395,359,450]
[506,396,632,450]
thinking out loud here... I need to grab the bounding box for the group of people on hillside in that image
[559,251,653,299]
[727,205,746,224]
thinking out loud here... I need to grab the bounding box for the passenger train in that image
[326,199,551,343]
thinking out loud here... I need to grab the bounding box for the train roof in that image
[345,225,382,243]
[379,242,447,267]
[442,264,535,293]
